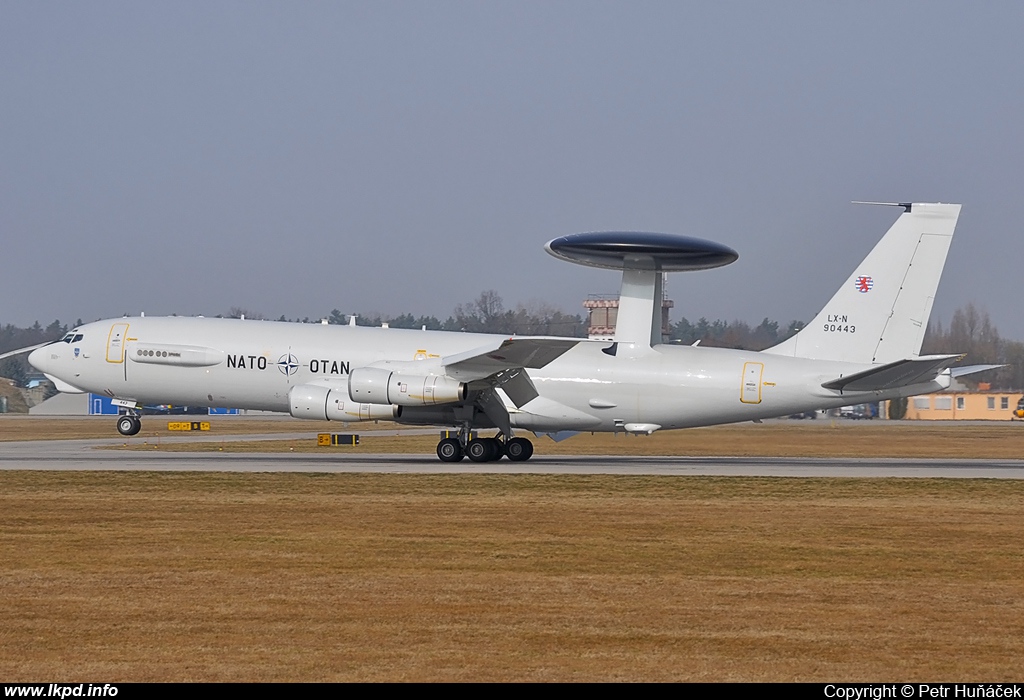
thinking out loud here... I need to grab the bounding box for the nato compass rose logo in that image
[277,353,299,376]
[854,275,874,293]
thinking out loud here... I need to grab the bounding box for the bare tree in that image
[227,308,265,320]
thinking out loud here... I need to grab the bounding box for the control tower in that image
[583,276,674,342]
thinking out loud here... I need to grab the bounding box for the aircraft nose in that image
[28,346,49,373]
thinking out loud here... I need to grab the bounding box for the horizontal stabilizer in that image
[950,364,1004,378]
[443,337,582,381]
[822,354,964,392]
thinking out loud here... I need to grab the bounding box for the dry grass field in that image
[2,472,1024,682]
[3,418,1024,680]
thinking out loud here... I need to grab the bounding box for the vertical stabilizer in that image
[765,203,961,364]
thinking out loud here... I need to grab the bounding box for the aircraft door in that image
[106,323,129,363]
[741,362,764,404]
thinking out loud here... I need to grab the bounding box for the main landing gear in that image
[436,430,534,463]
[116,414,142,436]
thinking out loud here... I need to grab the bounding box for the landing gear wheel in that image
[117,415,141,436]
[485,438,503,461]
[505,437,534,462]
[437,438,464,462]
[466,439,495,463]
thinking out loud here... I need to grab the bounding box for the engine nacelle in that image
[289,383,397,422]
[348,367,467,406]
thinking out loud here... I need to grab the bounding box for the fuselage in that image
[28,316,946,432]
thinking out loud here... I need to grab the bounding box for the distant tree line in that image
[269,290,589,337]
[921,303,1024,391]
[668,316,805,350]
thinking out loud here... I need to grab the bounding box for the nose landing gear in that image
[117,414,142,436]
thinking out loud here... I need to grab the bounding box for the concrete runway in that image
[3,432,1024,477]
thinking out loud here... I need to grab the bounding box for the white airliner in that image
[28,202,982,462]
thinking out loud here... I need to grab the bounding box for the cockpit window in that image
[60,333,84,344]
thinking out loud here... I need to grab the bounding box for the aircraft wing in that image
[442,337,583,381]
[822,354,965,392]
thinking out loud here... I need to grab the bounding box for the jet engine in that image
[289,382,397,422]
[348,367,467,406]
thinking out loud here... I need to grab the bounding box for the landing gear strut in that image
[117,414,142,436]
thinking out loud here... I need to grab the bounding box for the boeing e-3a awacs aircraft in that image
[29,202,982,462]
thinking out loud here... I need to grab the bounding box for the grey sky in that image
[3,2,1023,337]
